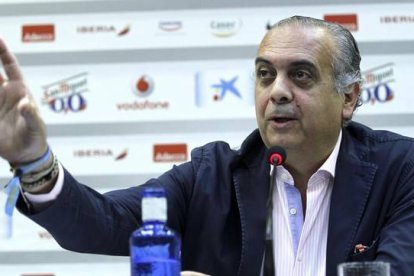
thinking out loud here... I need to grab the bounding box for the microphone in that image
[267,145,287,166]
[265,146,286,208]
[263,145,286,276]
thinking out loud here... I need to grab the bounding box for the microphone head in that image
[267,146,287,166]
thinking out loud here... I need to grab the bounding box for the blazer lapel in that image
[233,141,270,276]
[325,143,378,276]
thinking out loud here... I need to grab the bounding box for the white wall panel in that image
[0,3,414,53]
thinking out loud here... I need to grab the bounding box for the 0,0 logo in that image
[41,72,89,114]
[48,93,87,113]
[360,83,394,105]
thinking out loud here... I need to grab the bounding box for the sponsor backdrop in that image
[1,0,414,274]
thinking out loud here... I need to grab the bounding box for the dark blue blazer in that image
[20,122,414,275]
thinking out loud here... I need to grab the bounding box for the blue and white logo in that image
[195,70,254,107]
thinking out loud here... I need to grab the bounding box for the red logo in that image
[118,25,131,36]
[116,75,170,111]
[324,14,358,31]
[153,144,188,162]
[115,149,128,160]
[22,24,55,42]
[133,75,154,97]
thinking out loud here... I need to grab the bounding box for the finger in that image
[17,96,46,139]
[18,95,41,126]
[0,37,24,81]
[0,72,6,86]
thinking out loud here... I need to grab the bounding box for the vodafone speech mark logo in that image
[324,14,358,31]
[132,75,154,97]
[116,75,169,111]
[22,24,55,43]
[153,144,188,162]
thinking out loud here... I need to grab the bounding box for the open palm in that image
[0,38,47,165]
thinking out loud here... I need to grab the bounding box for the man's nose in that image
[269,76,293,104]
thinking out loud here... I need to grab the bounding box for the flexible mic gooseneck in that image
[263,145,287,276]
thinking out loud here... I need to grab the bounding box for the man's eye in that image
[293,70,312,81]
[256,69,275,79]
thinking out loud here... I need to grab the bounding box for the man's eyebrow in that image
[255,58,318,71]
[255,57,272,66]
[290,60,318,71]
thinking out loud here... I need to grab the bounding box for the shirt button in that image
[289,208,297,215]
[297,257,302,262]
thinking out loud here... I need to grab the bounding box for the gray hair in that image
[269,16,362,111]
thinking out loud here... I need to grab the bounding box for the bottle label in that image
[131,244,180,276]
[142,197,167,221]
[131,258,180,276]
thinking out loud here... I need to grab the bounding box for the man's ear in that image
[342,83,360,120]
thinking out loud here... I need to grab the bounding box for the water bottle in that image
[130,187,181,276]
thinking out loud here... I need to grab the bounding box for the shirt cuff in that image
[24,162,65,203]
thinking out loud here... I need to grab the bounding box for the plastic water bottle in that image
[130,187,181,276]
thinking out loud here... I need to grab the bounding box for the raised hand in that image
[0,37,47,165]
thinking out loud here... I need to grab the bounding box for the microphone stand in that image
[263,146,286,276]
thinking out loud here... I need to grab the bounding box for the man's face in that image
[255,25,352,160]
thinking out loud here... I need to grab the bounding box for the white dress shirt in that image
[24,163,64,204]
[272,131,341,276]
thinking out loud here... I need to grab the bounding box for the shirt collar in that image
[270,131,342,178]
[318,130,342,178]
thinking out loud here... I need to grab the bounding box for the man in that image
[1,16,414,276]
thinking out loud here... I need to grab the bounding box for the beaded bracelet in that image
[20,155,59,193]
[5,147,53,207]
[20,152,57,184]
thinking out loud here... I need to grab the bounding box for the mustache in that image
[266,106,299,118]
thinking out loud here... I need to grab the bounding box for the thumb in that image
[18,95,45,130]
